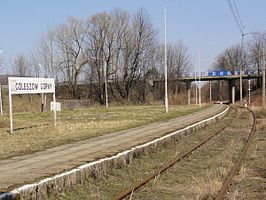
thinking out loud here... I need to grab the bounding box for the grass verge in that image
[225,107,266,199]
[0,104,207,160]
[48,107,252,200]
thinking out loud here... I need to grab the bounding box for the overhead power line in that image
[226,0,245,35]
[232,0,245,30]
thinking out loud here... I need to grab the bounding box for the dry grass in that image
[224,108,266,200]
[0,104,206,160]
[48,108,253,200]
[134,108,251,200]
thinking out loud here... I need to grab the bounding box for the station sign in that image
[8,77,55,94]
[8,77,57,134]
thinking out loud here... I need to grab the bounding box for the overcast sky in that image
[1,0,266,73]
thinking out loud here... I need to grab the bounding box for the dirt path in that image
[0,104,227,192]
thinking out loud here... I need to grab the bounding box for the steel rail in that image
[112,107,237,200]
[215,106,256,200]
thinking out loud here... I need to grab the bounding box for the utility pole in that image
[240,32,259,103]
[104,61,108,108]
[194,63,198,105]
[198,52,202,108]
[0,84,2,115]
[263,48,266,108]
[240,34,244,102]
[0,50,4,115]
[164,2,168,113]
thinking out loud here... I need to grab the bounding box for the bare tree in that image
[108,8,130,100]
[53,17,88,98]
[13,53,29,76]
[86,11,114,104]
[85,8,157,103]
[115,7,157,101]
[247,32,266,73]
[167,41,191,78]
[36,29,58,79]
[29,7,193,104]
[28,50,40,77]
[153,41,191,97]
[167,41,191,95]
[212,44,242,72]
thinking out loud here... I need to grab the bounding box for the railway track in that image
[112,106,256,200]
[216,106,256,199]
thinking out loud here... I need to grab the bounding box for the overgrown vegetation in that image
[224,108,266,199]
[49,107,258,200]
[0,104,206,160]
[10,7,191,104]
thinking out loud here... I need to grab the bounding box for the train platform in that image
[0,104,228,199]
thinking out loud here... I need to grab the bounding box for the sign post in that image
[9,88,13,132]
[8,77,56,133]
[0,84,3,115]
[53,92,56,127]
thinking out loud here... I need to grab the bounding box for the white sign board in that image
[50,102,61,111]
[8,77,55,94]
[8,77,56,133]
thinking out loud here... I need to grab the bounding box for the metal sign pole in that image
[263,49,266,108]
[0,84,3,115]
[248,79,251,104]
[53,92,57,127]
[9,92,13,134]
[41,93,44,112]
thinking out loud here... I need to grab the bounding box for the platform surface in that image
[0,104,227,191]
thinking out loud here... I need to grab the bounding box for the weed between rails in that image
[49,108,247,200]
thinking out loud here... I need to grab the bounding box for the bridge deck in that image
[178,74,261,82]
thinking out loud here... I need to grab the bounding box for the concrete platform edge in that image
[0,105,229,200]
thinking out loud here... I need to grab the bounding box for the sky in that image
[1,0,266,73]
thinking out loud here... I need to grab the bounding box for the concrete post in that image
[195,83,198,105]
[219,80,222,102]
[232,86,235,104]
[186,82,191,105]
[209,81,212,102]
[228,79,235,104]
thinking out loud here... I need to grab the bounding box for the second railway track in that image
[111,106,256,200]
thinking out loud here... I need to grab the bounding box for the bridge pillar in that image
[186,82,191,105]
[219,80,222,102]
[209,81,212,102]
[232,86,235,104]
[229,80,235,104]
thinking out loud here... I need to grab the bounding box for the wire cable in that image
[232,0,245,30]
[226,0,244,35]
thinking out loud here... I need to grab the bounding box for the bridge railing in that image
[183,70,258,78]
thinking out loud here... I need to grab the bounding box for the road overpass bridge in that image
[178,74,260,82]
[154,70,261,105]
[178,70,261,105]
